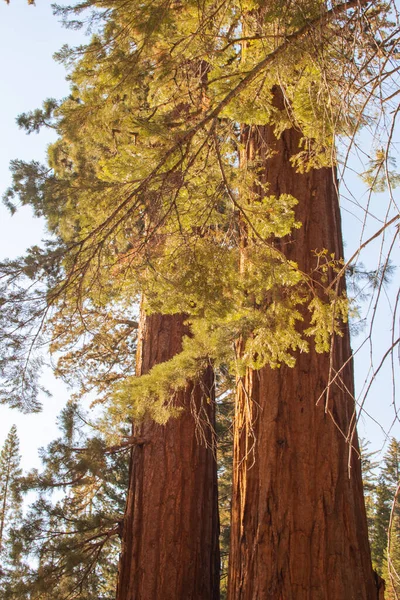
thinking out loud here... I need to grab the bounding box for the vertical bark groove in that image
[228,98,378,599]
[116,311,220,600]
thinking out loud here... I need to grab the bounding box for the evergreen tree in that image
[0,0,399,597]
[383,512,400,600]
[371,475,392,575]
[228,89,377,599]
[4,404,128,599]
[360,437,378,540]
[0,426,23,589]
[372,439,400,595]
[359,438,400,594]
[0,425,22,553]
[382,439,400,495]
[3,0,397,416]
[115,312,220,599]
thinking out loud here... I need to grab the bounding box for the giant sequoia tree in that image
[116,310,220,599]
[229,91,378,599]
[1,0,400,598]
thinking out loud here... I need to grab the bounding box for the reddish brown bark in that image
[228,105,379,598]
[116,311,220,600]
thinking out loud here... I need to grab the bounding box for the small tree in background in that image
[378,439,400,597]
[0,425,23,588]
[0,425,22,552]
[360,437,400,596]
[4,404,128,599]
[360,438,379,540]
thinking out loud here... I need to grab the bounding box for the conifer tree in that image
[360,438,379,540]
[5,403,127,599]
[383,512,400,600]
[115,311,220,599]
[358,438,400,596]
[372,438,400,596]
[373,475,393,575]
[0,425,22,554]
[382,439,400,494]
[0,426,23,591]
[228,89,378,599]
[0,0,399,597]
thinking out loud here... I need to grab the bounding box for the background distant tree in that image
[360,437,400,597]
[376,439,400,597]
[360,438,379,539]
[0,425,22,553]
[4,404,127,599]
[0,426,23,590]
[381,440,400,498]
[384,512,400,600]
[373,475,393,574]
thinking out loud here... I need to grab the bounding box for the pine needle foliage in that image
[0,426,23,591]
[360,438,379,539]
[4,403,129,600]
[2,0,398,422]
[0,426,22,551]
[361,438,400,592]
[376,439,400,591]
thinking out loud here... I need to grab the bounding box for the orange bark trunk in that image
[228,111,378,598]
[116,311,220,600]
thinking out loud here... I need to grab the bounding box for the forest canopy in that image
[1,0,399,421]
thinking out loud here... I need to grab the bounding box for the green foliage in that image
[371,476,392,575]
[374,439,400,596]
[305,293,349,353]
[16,99,59,135]
[1,0,398,421]
[361,150,400,193]
[360,438,379,537]
[1,0,399,595]
[0,426,23,590]
[383,514,400,600]
[362,438,400,587]
[0,426,22,550]
[0,249,57,412]
[3,160,52,216]
[4,403,128,599]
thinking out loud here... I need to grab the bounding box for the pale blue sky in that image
[0,1,85,468]
[0,1,399,470]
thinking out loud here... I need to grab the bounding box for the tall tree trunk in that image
[116,308,220,600]
[228,94,379,599]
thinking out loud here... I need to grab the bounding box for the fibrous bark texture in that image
[116,311,220,600]
[228,105,378,599]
